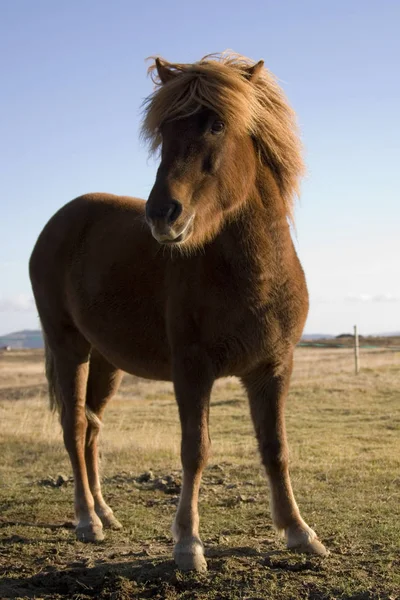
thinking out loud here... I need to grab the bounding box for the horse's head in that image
[145,104,258,247]
[142,54,303,248]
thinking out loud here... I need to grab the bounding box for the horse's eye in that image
[210,120,225,135]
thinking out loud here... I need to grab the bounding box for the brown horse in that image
[29,52,328,571]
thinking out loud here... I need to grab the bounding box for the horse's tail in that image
[43,331,101,432]
[43,332,63,417]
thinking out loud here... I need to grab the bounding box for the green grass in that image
[0,348,399,599]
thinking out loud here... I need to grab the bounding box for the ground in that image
[0,347,399,599]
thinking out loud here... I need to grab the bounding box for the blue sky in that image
[1,0,399,336]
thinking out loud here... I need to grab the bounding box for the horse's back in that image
[32,192,145,247]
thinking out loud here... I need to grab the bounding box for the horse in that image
[29,52,328,572]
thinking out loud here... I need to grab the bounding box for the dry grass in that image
[0,348,399,599]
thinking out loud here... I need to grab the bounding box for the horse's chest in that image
[169,274,277,376]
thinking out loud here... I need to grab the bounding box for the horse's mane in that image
[141,52,304,219]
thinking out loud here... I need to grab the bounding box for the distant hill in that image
[0,329,44,349]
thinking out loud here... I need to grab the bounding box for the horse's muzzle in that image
[148,214,194,245]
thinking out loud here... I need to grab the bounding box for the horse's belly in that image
[94,336,172,381]
[74,299,172,381]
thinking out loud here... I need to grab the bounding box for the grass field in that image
[0,348,399,599]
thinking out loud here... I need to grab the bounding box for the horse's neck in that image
[217,172,293,273]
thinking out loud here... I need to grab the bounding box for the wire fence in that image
[297,342,400,351]
[297,333,400,376]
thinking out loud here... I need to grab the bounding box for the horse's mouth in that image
[152,216,194,245]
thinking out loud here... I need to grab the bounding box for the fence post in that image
[354,325,360,374]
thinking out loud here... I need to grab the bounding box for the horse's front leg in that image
[172,346,214,572]
[242,354,328,556]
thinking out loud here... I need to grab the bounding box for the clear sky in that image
[1,0,399,336]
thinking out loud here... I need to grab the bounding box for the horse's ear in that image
[244,60,264,83]
[155,58,177,84]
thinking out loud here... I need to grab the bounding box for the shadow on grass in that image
[0,556,169,599]
[0,545,328,600]
[0,520,75,531]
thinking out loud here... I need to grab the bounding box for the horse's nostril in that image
[166,201,182,224]
[145,200,182,225]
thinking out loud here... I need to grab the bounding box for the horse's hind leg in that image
[85,349,123,530]
[47,332,104,542]
[242,353,328,557]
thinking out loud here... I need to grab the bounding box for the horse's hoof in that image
[286,525,329,557]
[173,539,207,572]
[76,524,104,543]
[289,536,329,557]
[100,513,123,530]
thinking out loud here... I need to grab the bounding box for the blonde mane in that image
[141,52,305,218]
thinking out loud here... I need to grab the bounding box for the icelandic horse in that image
[29,53,328,571]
